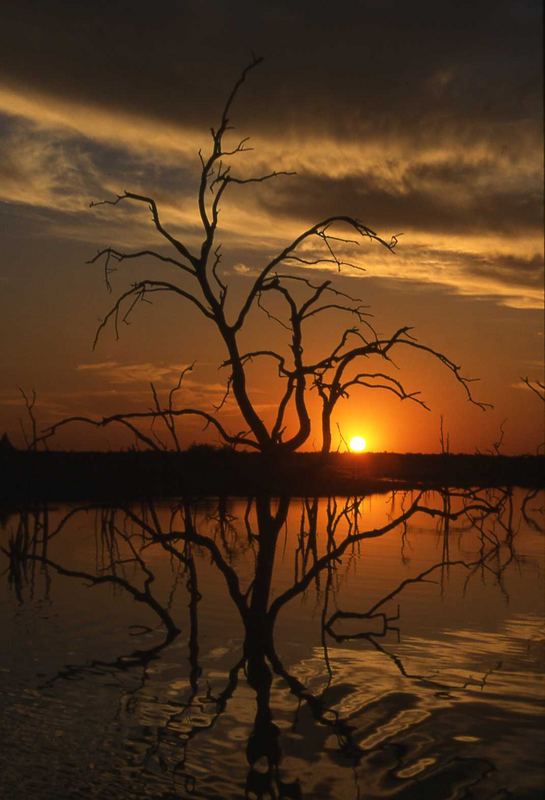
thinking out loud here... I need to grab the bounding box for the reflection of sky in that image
[0,490,544,797]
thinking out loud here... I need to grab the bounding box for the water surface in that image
[1,488,543,799]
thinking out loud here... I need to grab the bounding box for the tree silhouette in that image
[522,376,545,403]
[41,56,489,453]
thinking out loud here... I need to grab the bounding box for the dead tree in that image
[522,376,545,403]
[41,57,489,453]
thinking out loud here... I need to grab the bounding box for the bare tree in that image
[41,56,489,453]
[522,376,545,403]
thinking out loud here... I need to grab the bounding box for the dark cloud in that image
[257,169,544,237]
[0,0,541,136]
[402,245,544,289]
[460,252,544,288]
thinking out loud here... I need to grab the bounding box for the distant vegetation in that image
[2,448,543,503]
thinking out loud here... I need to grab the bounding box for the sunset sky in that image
[0,0,543,453]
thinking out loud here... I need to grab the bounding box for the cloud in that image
[0,0,541,311]
[0,111,197,218]
[0,118,99,211]
[258,164,543,238]
[0,103,541,308]
[512,379,545,393]
[76,360,192,385]
[0,0,541,135]
[388,245,544,309]
[75,361,231,400]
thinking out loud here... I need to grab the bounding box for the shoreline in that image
[1,449,543,503]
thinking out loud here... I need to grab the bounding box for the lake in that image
[1,487,543,799]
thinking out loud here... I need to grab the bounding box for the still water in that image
[0,488,543,799]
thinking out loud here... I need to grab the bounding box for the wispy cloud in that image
[76,360,190,385]
[0,0,541,312]
[1,99,541,309]
[76,360,228,397]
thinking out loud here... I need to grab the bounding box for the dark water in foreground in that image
[0,488,543,799]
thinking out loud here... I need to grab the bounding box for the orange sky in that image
[0,1,543,454]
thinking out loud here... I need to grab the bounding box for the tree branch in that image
[93,280,214,349]
[233,216,396,331]
[522,376,545,402]
[87,247,196,293]
[90,191,198,267]
[37,408,260,451]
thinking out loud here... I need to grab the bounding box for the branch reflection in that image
[1,487,535,798]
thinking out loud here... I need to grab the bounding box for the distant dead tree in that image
[18,387,39,451]
[41,56,489,453]
[522,377,545,403]
[521,376,545,454]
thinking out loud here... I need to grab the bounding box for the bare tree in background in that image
[41,56,489,453]
[522,377,545,404]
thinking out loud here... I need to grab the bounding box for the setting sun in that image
[349,435,367,453]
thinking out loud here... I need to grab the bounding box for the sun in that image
[349,435,367,453]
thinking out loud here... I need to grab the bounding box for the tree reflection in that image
[0,487,532,798]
